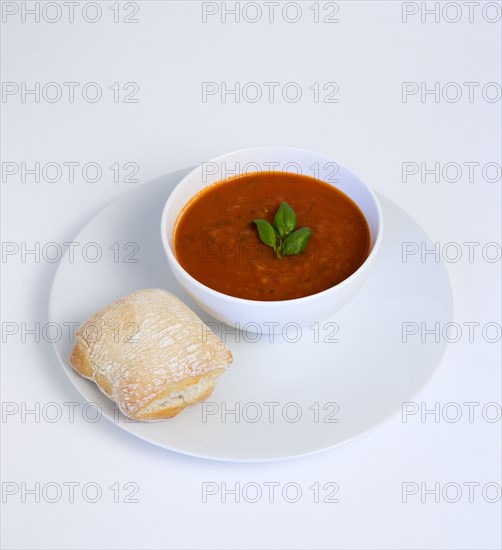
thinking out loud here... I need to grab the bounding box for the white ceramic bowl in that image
[161,146,383,333]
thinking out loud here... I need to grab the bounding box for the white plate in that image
[49,169,453,462]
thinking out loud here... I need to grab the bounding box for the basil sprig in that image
[252,202,312,259]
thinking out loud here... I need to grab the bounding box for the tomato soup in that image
[173,172,371,301]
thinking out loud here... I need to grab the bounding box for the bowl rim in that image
[160,145,384,307]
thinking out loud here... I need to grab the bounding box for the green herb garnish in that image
[252,202,312,259]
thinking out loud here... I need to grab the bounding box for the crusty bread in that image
[69,288,232,421]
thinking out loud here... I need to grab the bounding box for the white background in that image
[1,1,501,549]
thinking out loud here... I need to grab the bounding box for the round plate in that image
[49,169,453,462]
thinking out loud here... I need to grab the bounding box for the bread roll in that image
[69,288,232,421]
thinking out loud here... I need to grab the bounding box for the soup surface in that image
[173,172,371,301]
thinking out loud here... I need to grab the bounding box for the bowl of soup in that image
[161,146,383,332]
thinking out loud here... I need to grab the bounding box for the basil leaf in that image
[273,202,297,239]
[253,219,278,249]
[281,227,312,256]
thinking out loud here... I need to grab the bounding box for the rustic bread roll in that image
[69,288,232,421]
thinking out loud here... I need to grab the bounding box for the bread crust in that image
[69,289,232,421]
